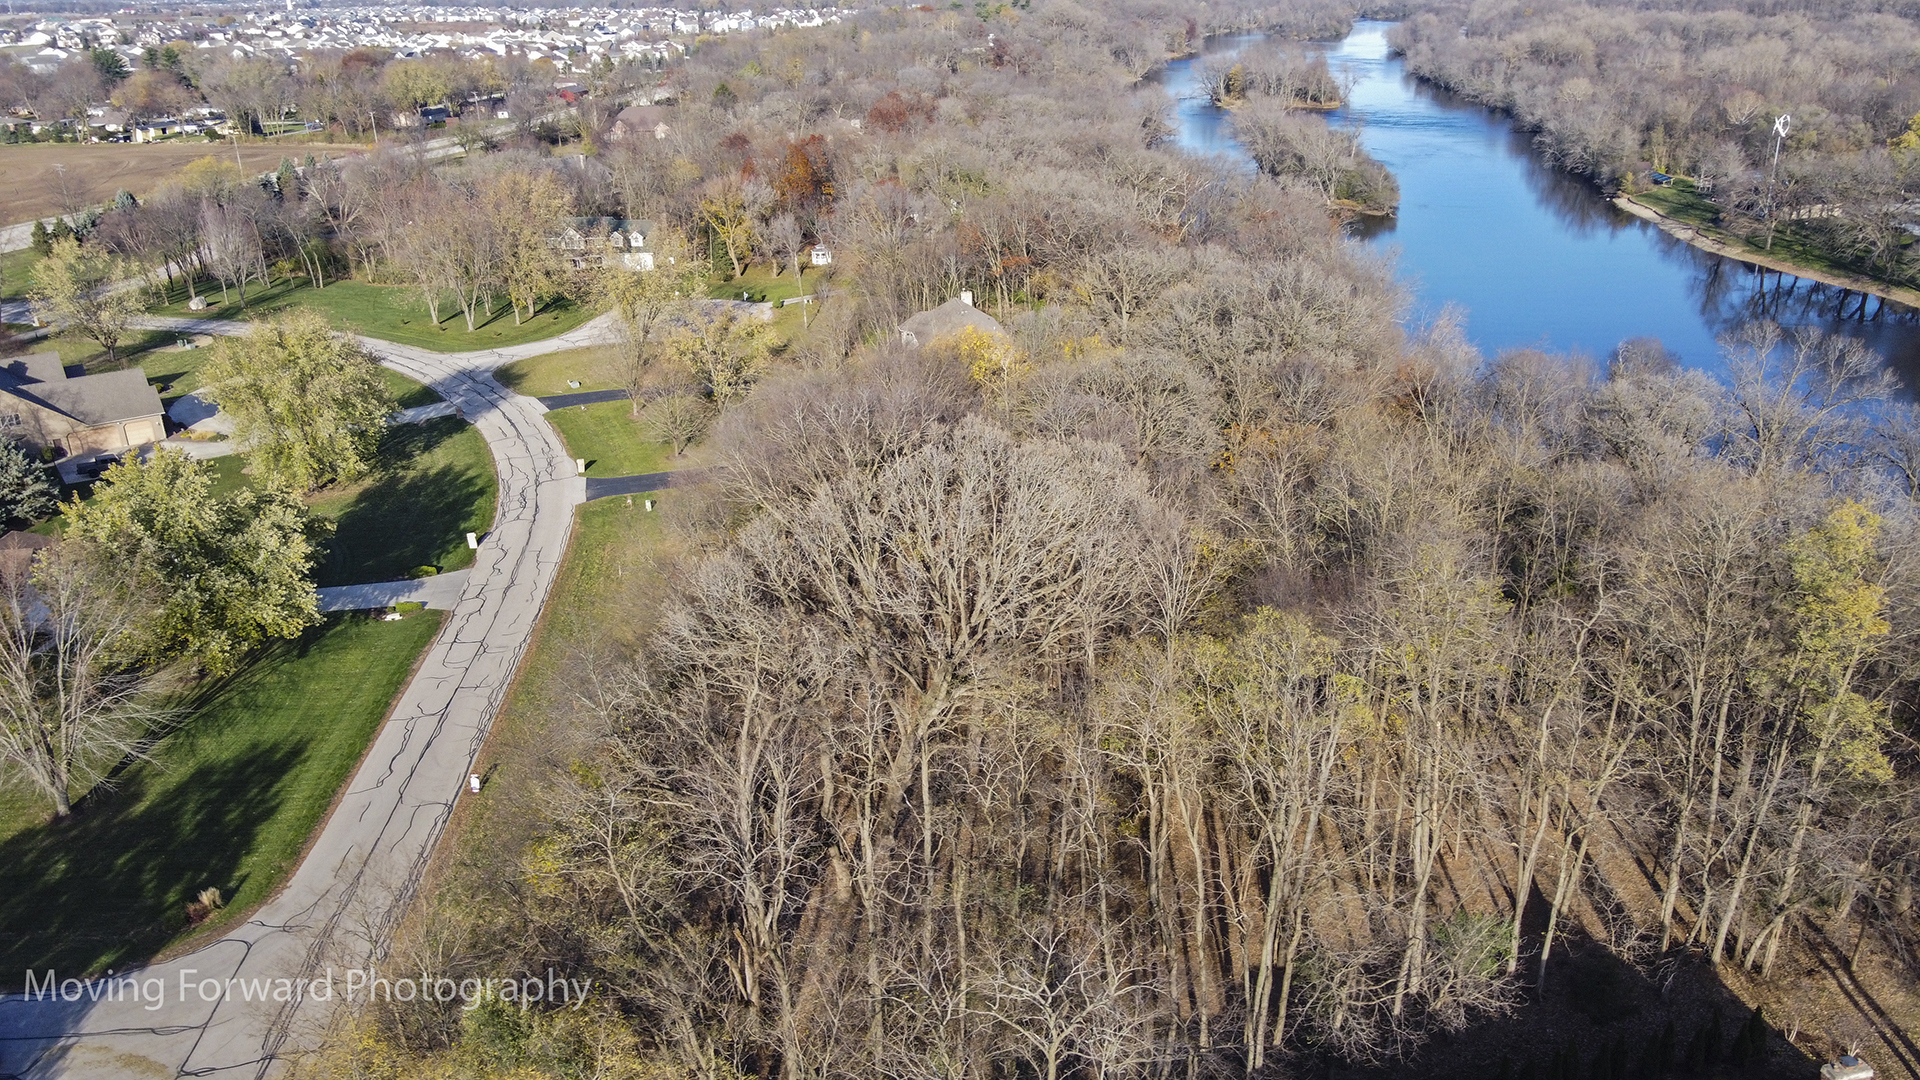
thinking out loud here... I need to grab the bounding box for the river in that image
[1158,21,1920,386]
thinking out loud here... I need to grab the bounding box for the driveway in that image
[0,316,588,1078]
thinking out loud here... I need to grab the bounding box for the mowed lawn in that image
[0,611,443,984]
[309,416,497,586]
[152,277,597,352]
[496,344,626,396]
[545,399,673,477]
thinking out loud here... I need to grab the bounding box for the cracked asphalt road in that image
[0,314,625,1079]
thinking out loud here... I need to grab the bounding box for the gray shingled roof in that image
[0,351,71,386]
[899,298,1004,345]
[6,368,164,427]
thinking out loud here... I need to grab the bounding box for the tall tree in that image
[27,237,144,365]
[199,310,398,492]
[63,450,320,675]
[0,543,169,819]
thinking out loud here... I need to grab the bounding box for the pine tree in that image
[29,220,50,256]
[0,440,57,523]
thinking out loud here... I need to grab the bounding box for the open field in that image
[0,142,357,226]
[0,610,443,983]
[153,276,598,352]
[544,398,673,477]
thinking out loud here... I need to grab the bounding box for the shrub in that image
[395,601,426,613]
[409,565,439,578]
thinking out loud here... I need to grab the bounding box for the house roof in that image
[899,298,1004,345]
[0,351,72,386]
[614,105,668,129]
[1,366,164,428]
[0,530,53,584]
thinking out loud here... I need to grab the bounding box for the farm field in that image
[0,142,358,225]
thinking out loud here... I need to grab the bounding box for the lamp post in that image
[1765,113,1791,251]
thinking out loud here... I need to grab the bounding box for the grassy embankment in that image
[1624,178,1920,302]
[150,276,597,352]
[0,609,445,983]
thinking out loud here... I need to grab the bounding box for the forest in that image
[122,2,1909,1080]
[1391,0,1920,285]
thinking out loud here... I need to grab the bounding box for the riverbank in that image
[1613,194,1920,311]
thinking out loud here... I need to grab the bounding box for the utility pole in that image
[1765,113,1791,251]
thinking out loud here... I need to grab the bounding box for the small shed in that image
[1822,1057,1876,1080]
[1649,170,1675,186]
[810,244,833,266]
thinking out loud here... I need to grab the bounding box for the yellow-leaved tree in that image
[1747,501,1893,973]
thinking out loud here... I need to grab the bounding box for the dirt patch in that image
[0,142,359,225]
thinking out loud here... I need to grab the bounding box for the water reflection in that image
[1152,21,1920,389]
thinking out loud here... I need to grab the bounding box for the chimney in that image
[960,290,973,306]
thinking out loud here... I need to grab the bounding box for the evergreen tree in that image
[29,220,51,256]
[0,440,58,523]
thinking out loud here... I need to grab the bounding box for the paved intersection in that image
[0,314,628,1078]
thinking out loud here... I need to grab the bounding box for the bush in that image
[409,565,439,578]
[395,601,426,613]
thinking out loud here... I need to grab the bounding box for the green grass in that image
[30,328,176,377]
[1627,181,1913,289]
[308,416,497,586]
[151,277,597,352]
[0,610,444,982]
[545,398,673,477]
[705,263,814,305]
[1,247,42,300]
[495,345,625,396]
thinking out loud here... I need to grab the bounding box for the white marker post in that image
[466,532,479,550]
[468,773,482,794]
[576,458,586,474]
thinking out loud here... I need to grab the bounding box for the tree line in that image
[1392,0,1920,283]
[289,3,1917,1080]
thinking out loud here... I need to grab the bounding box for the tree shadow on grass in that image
[0,738,303,984]
[315,420,491,587]
[0,617,377,987]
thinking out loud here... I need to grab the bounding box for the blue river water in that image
[1157,22,1920,386]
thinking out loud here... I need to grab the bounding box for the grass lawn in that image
[1,247,41,300]
[0,610,444,984]
[544,398,673,477]
[1627,179,1909,288]
[496,344,625,396]
[151,277,597,353]
[31,328,176,377]
[309,416,497,586]
[706,263,815,306]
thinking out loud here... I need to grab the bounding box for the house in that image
[809,243,833,266]
[0,531,53,585]
[609,104,670,141]
[0,351,167,471]
[132,118,181,142]
[548,217,656,271]
[419,105,451,125]
[898,292,1003,348]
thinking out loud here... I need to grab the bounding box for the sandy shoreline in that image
[1612,196,1920,310]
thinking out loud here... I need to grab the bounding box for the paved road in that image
[0,315,612,1078]
[584,468,700,501]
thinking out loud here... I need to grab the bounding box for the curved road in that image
[0,314,625,1078]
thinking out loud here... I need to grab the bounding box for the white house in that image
[809,244,833,266]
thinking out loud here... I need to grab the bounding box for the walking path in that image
[0,314,627,1078]
[317,569,472,613]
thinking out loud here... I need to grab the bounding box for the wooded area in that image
[238,3,1920,1079]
